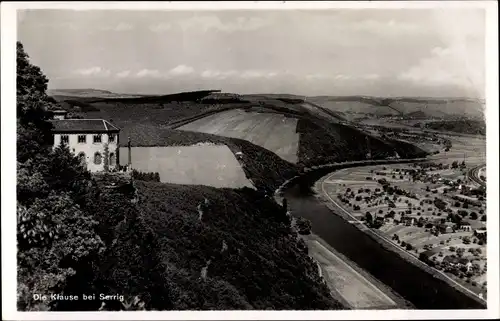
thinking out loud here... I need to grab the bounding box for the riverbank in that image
[313,173,487,308]
[303,233,414,310]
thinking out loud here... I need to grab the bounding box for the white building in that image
[50,112,121,172]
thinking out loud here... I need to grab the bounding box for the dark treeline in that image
[131,169,161,182]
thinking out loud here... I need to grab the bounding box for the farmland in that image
[322,157,487,299]
[118,144,253,188]
[52,91,429,169]
[178,109,300,163]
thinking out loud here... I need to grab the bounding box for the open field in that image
[322,159,487,298]
[52,91,429,169]
[306,238,398,309]
[178,109,300,163]
[307,98,398,117]
[119,145,253,188]
[308,96,484,119]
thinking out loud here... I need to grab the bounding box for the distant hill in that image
[48,88,147,99]
[48,88,114,95]
[421,119,486,136]
[308,95,484,119]
[59,91,428,172]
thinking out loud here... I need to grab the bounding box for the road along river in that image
[281,161,486,310]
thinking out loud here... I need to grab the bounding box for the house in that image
[438,222,454,234]
[460,222,472,232]
[442,255,469,267]
[442,255,459,265]
[474,229,487,242]
[51,109,69,120]
[401,216,414,226]
[474,229,487,237]
[50,112,122,172]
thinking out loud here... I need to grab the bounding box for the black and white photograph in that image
[1,1,499,319]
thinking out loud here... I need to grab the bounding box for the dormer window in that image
[93,134,102,144]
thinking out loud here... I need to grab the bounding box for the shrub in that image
[132,169,161,182]
[296,217,312,235]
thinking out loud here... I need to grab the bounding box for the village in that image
[330,160,487,298]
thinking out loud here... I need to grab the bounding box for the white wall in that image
[53,133,119,172]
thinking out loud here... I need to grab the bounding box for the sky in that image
[17,9,486,97]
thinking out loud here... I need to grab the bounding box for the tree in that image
[17,42,56,163]
[295,217,312,235]
[16,42,105,311]
[451,161,459,169]
[365,212,373,225]
[17,193,104,310]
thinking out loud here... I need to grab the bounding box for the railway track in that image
[468,164,486,187]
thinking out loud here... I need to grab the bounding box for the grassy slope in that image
[296,119,428,167]
[52,94,426,183]
[135,181,340,310]
[67,174,341,310]
[422,120,486,136]
[121,126,299,193]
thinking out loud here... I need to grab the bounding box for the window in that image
[78,152,86,164]
[108,134,116,143]
[94,152,102,165]
[93,134,102,144]
[61,135,69,144]
[78,135,87,144]
[109,153,116,166]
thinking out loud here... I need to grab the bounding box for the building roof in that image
[50,119,120,133]
[51,110,68,114]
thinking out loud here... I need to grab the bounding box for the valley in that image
[48,88,487,310]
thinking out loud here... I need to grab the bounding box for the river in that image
[284,172,486,309]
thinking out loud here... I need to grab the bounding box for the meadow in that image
[179,109,300,163]
[119,145,253,188]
